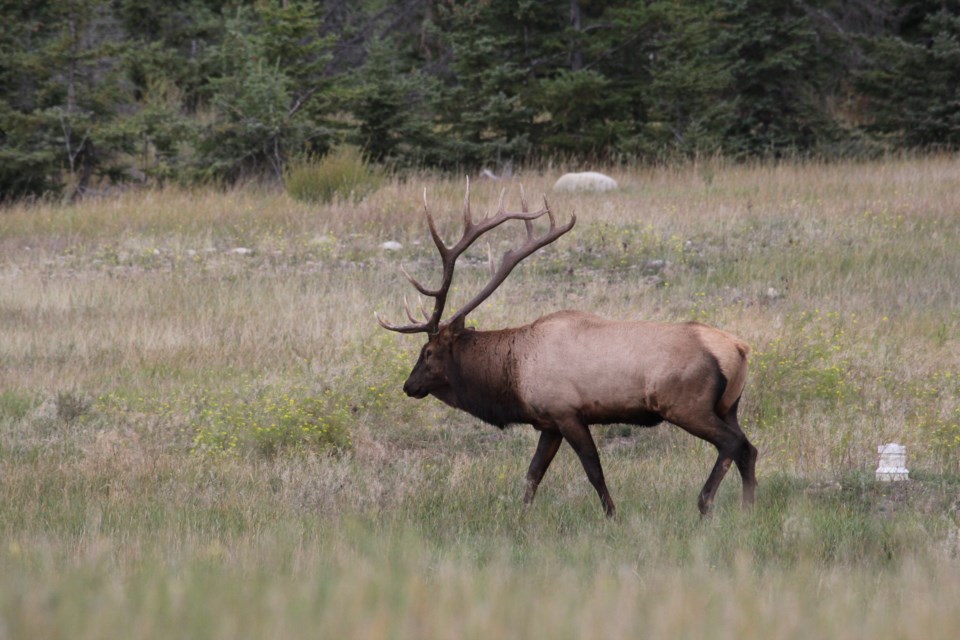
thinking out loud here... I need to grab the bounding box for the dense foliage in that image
[1,0,959,199]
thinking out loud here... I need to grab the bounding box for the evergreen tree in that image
[350,39,440,166]
[2,0,959,200]
[532,68,631,158]
[716,0,842,157]
[113,0,228,112]
[428,0,570,168]
[196,2,335,181]
[859,3,960,149]
[1,0,130,198]
[635,1,734,159]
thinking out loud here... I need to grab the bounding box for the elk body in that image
[378,182,757,517]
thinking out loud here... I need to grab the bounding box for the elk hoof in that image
[697,495,713,516]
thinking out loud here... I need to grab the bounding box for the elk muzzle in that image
[402,377,430,399]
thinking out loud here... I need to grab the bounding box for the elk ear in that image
[449,316,467,334]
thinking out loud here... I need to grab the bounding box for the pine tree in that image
[350,39,440,166]
[716,0,842,157]
[0,0,129,198]
[427,0,570,168]
[859,4,960,149]
[196,2,335,182]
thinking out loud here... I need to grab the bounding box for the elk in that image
[377,181,757,517]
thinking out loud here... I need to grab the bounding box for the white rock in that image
[230,247,253,255]
[552,171,618,193]
[380,241,403,251]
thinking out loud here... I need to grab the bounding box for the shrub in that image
[191,386,352,458]
[284,145,384,204]
[907,371,960,470]
[55,390,92,423]
[745,310,855,430]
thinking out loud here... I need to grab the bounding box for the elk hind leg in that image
[732,426,758,508]
[671,411,746,515]
[737,438,759,508]
[723,398,758,508]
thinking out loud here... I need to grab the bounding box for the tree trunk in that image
[570,0,583,71]
[67,12,78,114]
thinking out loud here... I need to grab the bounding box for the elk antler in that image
[376,178,576,334]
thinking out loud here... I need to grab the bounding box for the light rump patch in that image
[690,323,751,417]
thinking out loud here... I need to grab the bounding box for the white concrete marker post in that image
[876,443,909,481]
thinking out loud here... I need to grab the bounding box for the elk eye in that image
[425,348,433,357]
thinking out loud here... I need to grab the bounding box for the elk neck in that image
[439,326,530,429]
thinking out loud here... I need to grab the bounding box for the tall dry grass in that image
[1,155,959,638]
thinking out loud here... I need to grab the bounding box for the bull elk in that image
[377,181,757,517]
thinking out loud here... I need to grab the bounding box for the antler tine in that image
[543,195,556,225]
[400,264,440,297]
[375,298,439,333]
[442,194,577,328]
[379,181,574,335]
[495,187,506,222]
[448,181,549,254]
[402,296,420,324]
[463,176,473,231]
[375,311,431,334]
[423,188,449,258]
[376,187,453,332]
[520,184,535,238]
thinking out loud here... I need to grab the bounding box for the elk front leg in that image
[557,418,616,518]
[524,429,563,506]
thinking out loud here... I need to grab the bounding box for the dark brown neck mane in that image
[437,328,529,428]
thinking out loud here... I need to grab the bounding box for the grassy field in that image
[1,156,959,638]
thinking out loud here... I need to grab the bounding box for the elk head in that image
[376,179,575,397]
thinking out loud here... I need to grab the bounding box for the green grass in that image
[1,156,960,638]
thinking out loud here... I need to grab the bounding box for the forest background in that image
[1,0,959,201]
